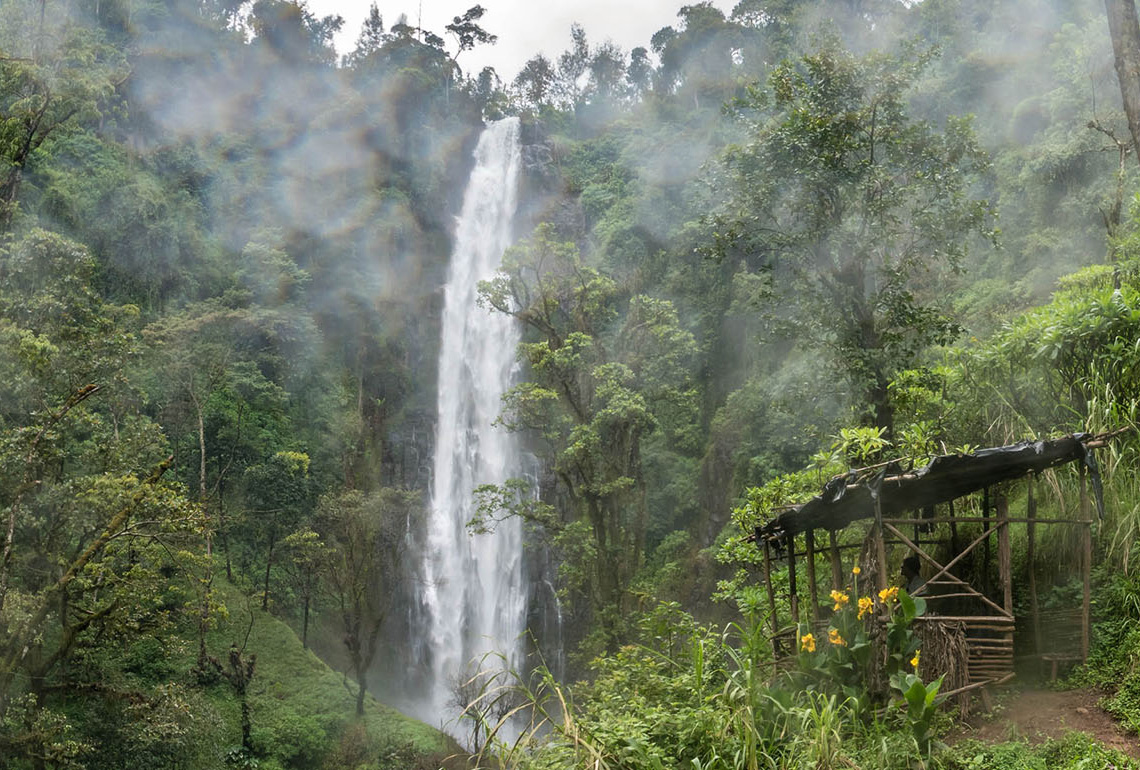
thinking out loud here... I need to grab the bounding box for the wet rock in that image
[521,142,556,189]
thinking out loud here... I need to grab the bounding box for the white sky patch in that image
[305,0,732,80]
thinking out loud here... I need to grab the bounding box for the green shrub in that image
[944,733,1140,770]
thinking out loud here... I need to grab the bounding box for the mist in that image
[1,0,1139,764]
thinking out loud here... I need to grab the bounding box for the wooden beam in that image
[914,615,1015,623]
[1027,472,1042,655]
[805,529,819,622]
[882,521,1012,618]
[881,516,1086,526]
[908,524,998,592]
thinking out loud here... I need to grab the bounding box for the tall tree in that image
[242,451,312,611]
[344,2,385,65]
[556,23,591,108]
[479,225,698,648]
[1106,0,1140,167]
[513,53,557,108]
[0,1,126,230]
[709,45,995,435]
[445,4,498,68]
[317,488,415,716]
[0,231,194,744]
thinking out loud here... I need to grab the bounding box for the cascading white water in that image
[415,117,526,730]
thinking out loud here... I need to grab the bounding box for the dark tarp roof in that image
[755,434,1105,543]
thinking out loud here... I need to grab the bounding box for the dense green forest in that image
[5,0,1140,767]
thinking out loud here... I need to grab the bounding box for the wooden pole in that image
[1081,464,1092,660]
[763,540,779,640]
[829,530,843,590]
[786,532,799,625]
[805,529,819,622]
[1027,473,1041,655]
[949,499,959,557]
[983,486,991,597]
[874,493,889,594]
[997,493,1012,616]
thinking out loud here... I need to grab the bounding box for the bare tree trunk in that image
[262,537,275,611]
[302,595,310,649]
[189,384,212,558]
[220,479,233,581]
[356,668,367,717]
[1106,0,1140,168]
[190,384,214,668]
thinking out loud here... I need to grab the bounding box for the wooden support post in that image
[829,530,843,590]
[949,499,959,557]
[763,540,779,640]
[1027,473,1042,655]
[805,529,819,622]
[874,493,889,594]
[1081,464,1092,660]
[997,493,1012,616]
[786,531,799,625]
[983,486,991,597]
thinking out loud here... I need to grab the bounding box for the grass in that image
[943,733,1139,770]
[48,575,459,770]
[199,578,460,769]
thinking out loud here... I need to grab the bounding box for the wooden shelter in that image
[753,432,1123,692]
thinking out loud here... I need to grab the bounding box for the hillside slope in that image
[65,577,458,770]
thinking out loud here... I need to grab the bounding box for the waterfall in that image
[414,117,527,731]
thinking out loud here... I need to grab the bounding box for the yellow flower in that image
[857,596,874,620]
[800,633,816,652]
[828,628,847,647]
[911,649,921,671]
[851,565,861,575]
[878,586,899,604]
[830,590,850,611]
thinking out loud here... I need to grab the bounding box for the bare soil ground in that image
[950,687,1140,758]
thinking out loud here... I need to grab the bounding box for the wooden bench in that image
[1040,652,1082,682]
[1017,607,1085,681]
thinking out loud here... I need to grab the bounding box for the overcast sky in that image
[305,0,731,80]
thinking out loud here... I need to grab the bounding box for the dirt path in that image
[950,687,1140,757]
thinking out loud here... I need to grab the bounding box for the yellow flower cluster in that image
[857,596,874,620]
[852,565,861,575]
[801,633,816,652]
[830,590,850,611]
[878,586,899,604]
[828,628,846,647]
[911,649,921,671]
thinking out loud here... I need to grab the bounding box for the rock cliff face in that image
[516,118,585,243]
